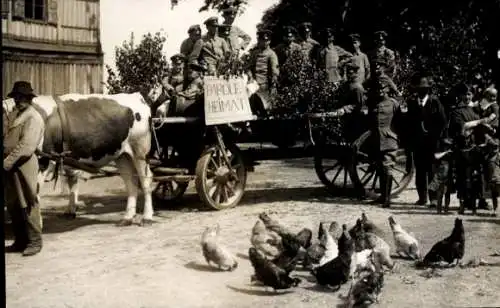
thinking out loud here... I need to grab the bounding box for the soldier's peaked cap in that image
[222,6,238,14]
[204,17,219,26]
[349,33,361,41]
[218,24,232,29]
[282,26,297,35]
[257,29,272,38]
[374,30,388,38]
[170,53,185,61]
[345,61,360,70]
[187,24,201,34]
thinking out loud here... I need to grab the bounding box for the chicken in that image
[250,220,281,258]
[303,222,327,270]
[352,222,394,270]
[311,224,355,290]
[200,224,238,271]
[259,212,293,235]
[349,213,384,239]
[248,247,302,292]
[350,249,377,279]
[348,270,385,307]
[388,216,421,260]
[329,221,342,241]
[316,222,339,267]
[296,228,313,249]
[271,232,304,274]
[423,218,465,266]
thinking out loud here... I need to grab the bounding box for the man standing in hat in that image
[406,75,447,206]
[297,22,319,63]
[190,17,230,76]
[369,31,396,78]
[4,81,45,256]
[274,26,302,67]
[349,33,371,84]
[180,24,202,58]
[221,6,251,54]
[316,28,352,84]
[246,29,279,116]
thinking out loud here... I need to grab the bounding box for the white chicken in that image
[200,224,238,271]
[388,216,421,260]
[316,222,339,267]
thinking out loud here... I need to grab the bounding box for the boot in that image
[371,174,387,205]
[5,208,28,253]
[382,175,393,208]
[22,223,42,257]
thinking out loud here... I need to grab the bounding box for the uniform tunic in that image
[351,51,371,84]
[369,46,396,78]
[317,44,352,83]
[247,47,279,112]
[339,81,366,141]
[191,34,230,75]
[298,37,319,63]
[274,42,302,67]
[226,25,251,52]
[180,37,199,57]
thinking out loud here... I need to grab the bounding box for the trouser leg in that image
[22,202,43,257]
[4,176,28,252]
[414,151,429,204]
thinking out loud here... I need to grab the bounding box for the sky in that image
[100,0,279,86]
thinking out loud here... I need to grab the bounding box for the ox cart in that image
[148,76,414,210]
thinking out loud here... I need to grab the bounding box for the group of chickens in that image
[200,212,465,307]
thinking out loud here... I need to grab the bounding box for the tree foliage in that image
[105,32,169,95]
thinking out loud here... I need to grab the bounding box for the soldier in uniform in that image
[180,24,202,59]
[155,54,186,117]
[366,77,403,207]
[4,81,45,256]
[274,26,302,67]
[316,28,352,84]
[297,22,319,63]
[190,17,231,76]
[338,60,366,140]
[246,29,279,116]
[349,33,371,85]
[368,31,396,79]
[221,6,251,54]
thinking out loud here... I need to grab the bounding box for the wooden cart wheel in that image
[350,131,414,198]
[153,181,188,202]
[195,144,247,210]
[314,143,356,195]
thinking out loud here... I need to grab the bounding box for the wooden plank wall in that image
[3,60,103,95]
[2,0,100,45]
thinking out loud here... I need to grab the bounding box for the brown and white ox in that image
[4,93,154,226]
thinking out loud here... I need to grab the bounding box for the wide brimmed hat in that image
[415,77,431,88]
[7,81,37,99]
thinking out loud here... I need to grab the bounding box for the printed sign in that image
[203,76,254,126]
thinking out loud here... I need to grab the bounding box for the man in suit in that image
[407,76,447,206]
[4,81,45,256]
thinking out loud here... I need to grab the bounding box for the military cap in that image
[374,75,394,90]
[218,24,232,30]
[374,30,388,38]
[204,16,219,26]
[323,28,334,36]
[189,61,208,72]
[282,26,297,36]
[345,60,360,71]
[257,29,272,40]
[299,22,312,29]
[170,53,185,62]
[187,24,201,34]
[349,33,361,41]
[222,6,238,15]
[373,58,388,67]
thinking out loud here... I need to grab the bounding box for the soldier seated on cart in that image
[156,54,187,117]
[167,61,206,116]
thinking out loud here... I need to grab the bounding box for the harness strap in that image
[53,96,71,153]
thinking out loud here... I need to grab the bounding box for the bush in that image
[105,32,169,95]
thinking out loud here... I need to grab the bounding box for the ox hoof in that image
[59,212,77,220]
[116,219,134,227]
[140,219,154,227]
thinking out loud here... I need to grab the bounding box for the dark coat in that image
[407,94,447,153]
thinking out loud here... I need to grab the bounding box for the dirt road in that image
[5,158,500,308]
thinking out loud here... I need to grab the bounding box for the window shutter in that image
[12,0,24,19]
[1,0,10,19]
[47,0,57,24]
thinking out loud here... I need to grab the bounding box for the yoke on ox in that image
[26,93,153,226]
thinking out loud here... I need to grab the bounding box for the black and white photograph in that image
[2,0,500,307]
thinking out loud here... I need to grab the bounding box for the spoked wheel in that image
[195,144,247,210]
[350,131,414,199]
[153,181,189,202]
[314,143,357,195]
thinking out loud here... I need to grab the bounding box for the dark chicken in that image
[271,232,304,274]
[349,213,384,239]
[296,228,313,249]
[248,247,302,291]
[423,218,465,266]
[311,224,355,290]
[349,271,385,307]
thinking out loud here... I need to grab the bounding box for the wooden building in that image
[2,0,103,95]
